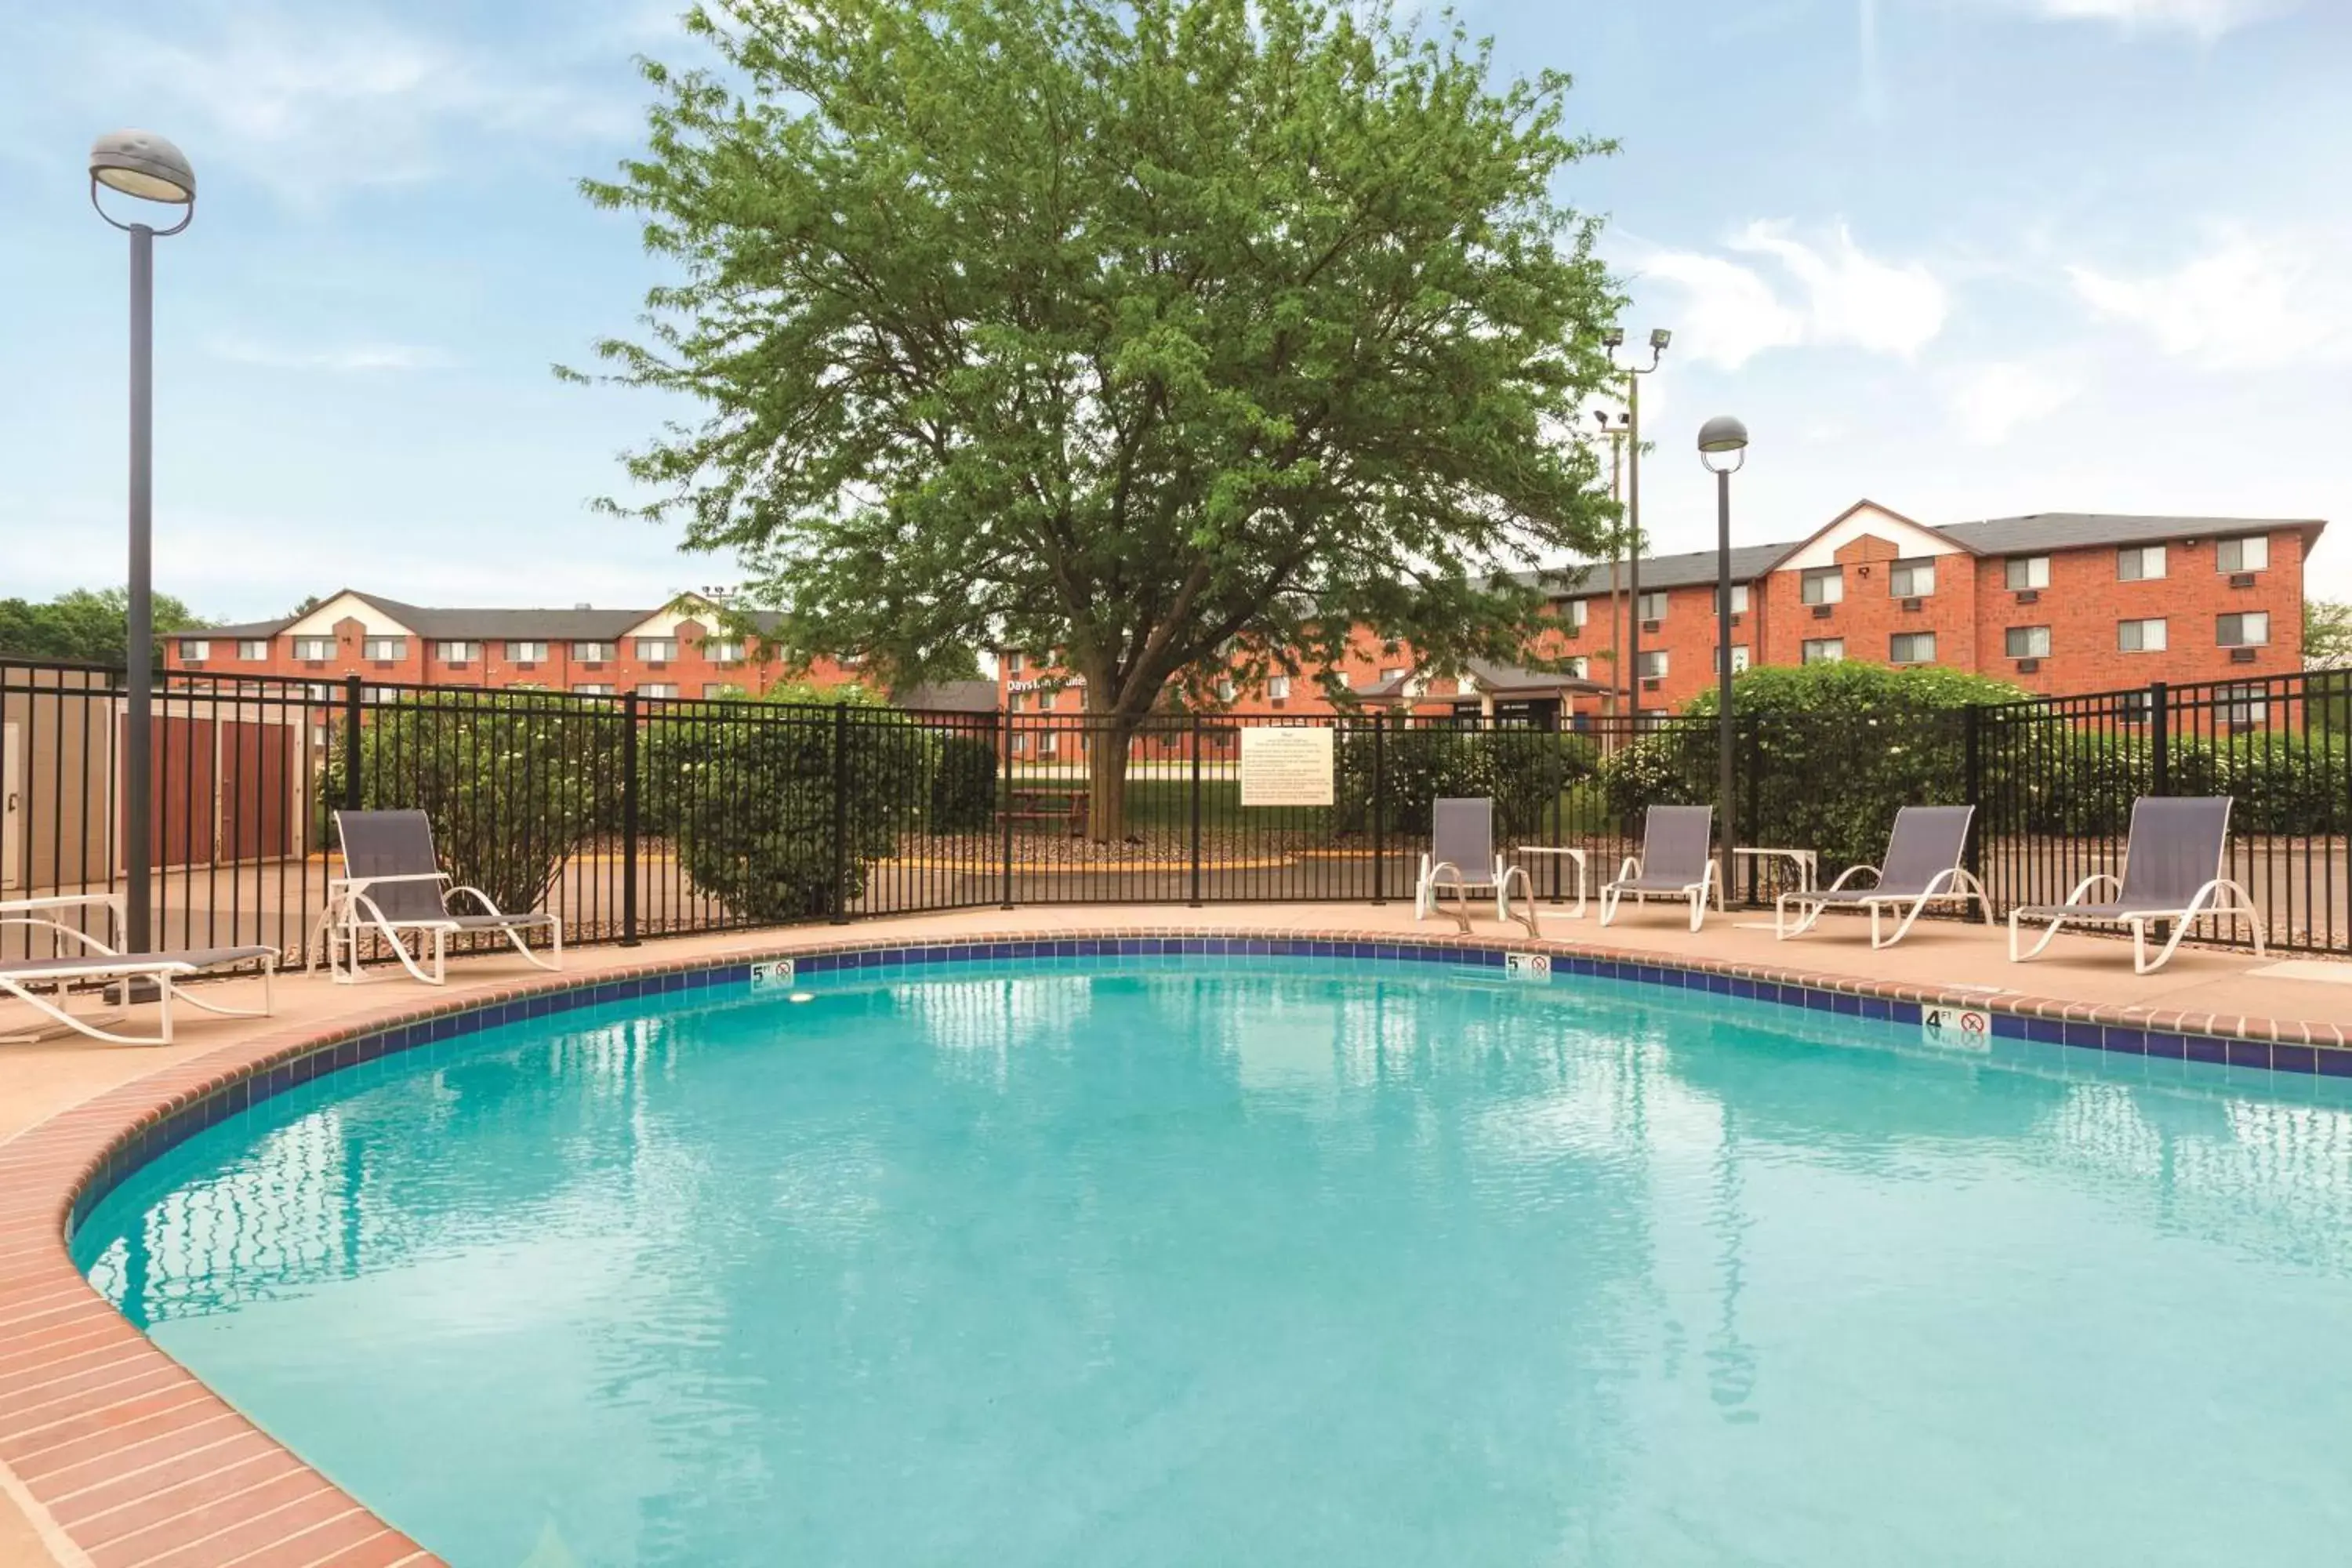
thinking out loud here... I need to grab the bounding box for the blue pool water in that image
[74,958,2352,1566]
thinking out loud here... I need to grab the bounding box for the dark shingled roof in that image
[1521,512,2325,601]
[207,592,792,644]
[894,678,1000,713]
[1361,658,1609,700]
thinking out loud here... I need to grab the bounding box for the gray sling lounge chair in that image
[1599,805,1718,931]
[1775,804,1993,948]
[1415,797,1534,933]
[318,809,563,985]
[0,893,274,1045]
[2008,796,2261,974]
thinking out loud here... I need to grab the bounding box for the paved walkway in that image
[1,906,2344,1565]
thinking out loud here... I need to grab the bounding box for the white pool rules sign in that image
[1239,727,1336,808]
[1922,1004,1992,1051]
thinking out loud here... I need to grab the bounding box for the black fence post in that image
[619,692,641,946]
[1962,703,1983,879]
[829,701,851,924]
[1189,713,1203,907]
[1742,716,1762,906]
[341,676,364,813]
[2149,681,2170,797]
[1369,713,1387,905]
[1000,706,1016,910]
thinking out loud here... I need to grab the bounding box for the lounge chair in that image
[2008,796,2263,974]
[1599,805,1717,931]
[318,809,563,985]
[1775,804,1993,948]
[1414,797,1534,934]
[1,893,274,1045]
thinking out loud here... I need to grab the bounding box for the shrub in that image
[1334,725,1595,840]
[642,701,926,921]
[927,732,1001,833]
[321,693,622,912]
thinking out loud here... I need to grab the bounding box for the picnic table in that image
[1001,787,1088,835]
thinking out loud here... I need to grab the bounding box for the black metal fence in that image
[4,658,2346,964]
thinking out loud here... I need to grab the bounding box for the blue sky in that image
[2,0,2347,622]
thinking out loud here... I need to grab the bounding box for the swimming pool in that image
[72,950,2352,1566]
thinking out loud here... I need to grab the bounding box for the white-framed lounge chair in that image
[1,893,274,1046]
[1775,804,1993,948]
[316,809,563,985]
[1415,797,1535,935]
[1599,805,1717,931]
[2008,796,2263,975]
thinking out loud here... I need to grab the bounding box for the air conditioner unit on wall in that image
[1810,604,1833,619]
[2016,659,2041,674]
[2015,590,2040,605]
[1641,619,1661,634]
[2230,647,2258,663]
[2230,572,2257,589]
[1642,677,1662,691]
[1900,597,1924,612]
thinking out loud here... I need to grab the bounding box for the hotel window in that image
[1888,557,1936,597]
[1564,655,1588,680]
[2220,684,2268,728]
[702,639,743,662]
[1635,650,1668,679]
[305,683,333,702]
[1889,632,1936,665]
[1267,675,1290,702]
[291,637,334,661]
[176,638,211,662]
[2217,612,2269,647]
[2116,545,2167,582]
[509,641,549,662]
[237,639,269,661]
[1563,597,1588,628]
[2215,535,2269,573]
[1010,734,1028,756]
[573,683,615,696]
[434,640,476,662]
[2004,556,2049,590]
[1037,731,1059,757]
[1378,667,1404,684]
[1005,652,1022,675]
[1713,645,1750,674]
[638,682,679,699]
[361,637,405,660]
[1635,590,1669,622]
[2005,626,2051,659]
[2118,618,2167,652]
[1330,670,1354,690]
[365,687,401,702]
[637,637,678,662]
[1216,678,1236,701]
[1800,567,1843,605]
[1715,583,1749,615]
[573,641,615,662]
[1801,639,1843,663]
[703,682,745,699]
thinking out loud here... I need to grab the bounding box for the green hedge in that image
[927,733,1001,834]
[1334,725,1595,840]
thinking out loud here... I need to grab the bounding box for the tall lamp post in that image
[1698,415,1749,905]
[1588,409,1631,713]
[90,130,197,958]
[1604,328,1670,722]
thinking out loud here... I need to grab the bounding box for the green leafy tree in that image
[2305,599,2352,670]
[0,587,209,666]
[572,0,1623,838]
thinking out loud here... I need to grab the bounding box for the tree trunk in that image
[1081,684,1143,842]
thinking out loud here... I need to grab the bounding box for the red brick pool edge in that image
[3,921,2346,1566]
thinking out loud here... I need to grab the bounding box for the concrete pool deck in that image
[2,905,2347,1566]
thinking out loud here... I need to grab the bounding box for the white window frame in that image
[2118,618,2167,653]
[176,638,211,662]
[1563,597,1588,628]
[1716,583,1750,615]
[2216,535,2270,573]
[702,682,746,699]
[1801,568,1843,605]
[1889,632,1936,665]
[291,637,334,662]
[1801,639,1843,664]
[1888,558,1936,597]
[1635,649,1668,680]
[1713,644,1751,674]
[1564,655,1589,680]
[638,681,680,699]
[572,641,615,662]
[2005,626,2052,659]
[1267,675,1290,701]
[572,683,615,696]
[2217,612,2270,648]
[2220,683,2269,728]
[360,637,405,661]
[702,639,744,662]
[434,640,476,662]
[1635,590,1670,622]
[237,639,270,662]
[636,637,678,662]
[509,641,550,663]
[2116,545,2167,582]
[2005,556,2049,590]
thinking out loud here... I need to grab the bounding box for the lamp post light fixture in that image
[1698,414,1750,906]
[1606,327,1671,722]
[90,129,197,961]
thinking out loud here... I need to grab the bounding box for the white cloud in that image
[1965,0,2294,37]
[1941,360,2083,445]
[54,5,641,201]
[2067,228,2352,369]
[209,335,458,372]
[1626,223,1947,370]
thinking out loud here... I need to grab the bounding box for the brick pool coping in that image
[4,923,2348,1565]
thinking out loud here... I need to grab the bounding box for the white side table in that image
[1512,846,1588,920]
[1732,847,1818,909]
